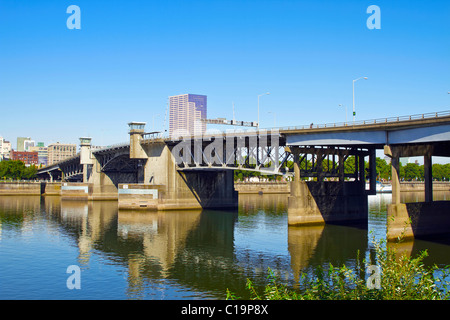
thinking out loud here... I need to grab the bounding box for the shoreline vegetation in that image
[227,239,450,300]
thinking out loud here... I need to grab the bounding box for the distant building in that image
[24,139,35,151]
[10,150,39,166]
[0,137,11,160]
[29,145,48,166]
[47,142,77,165]
[17,137,33,152]
[400,157,410,166]
[169,94,207,138]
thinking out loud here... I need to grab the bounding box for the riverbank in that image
[1,181,450,196]
[0,181,61,195]
[234,181,450,194]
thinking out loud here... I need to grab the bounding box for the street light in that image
[258,92,270,129]
[352,77,368,122]
[339,104,347,123]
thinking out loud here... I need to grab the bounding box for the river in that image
[1,192,450,300]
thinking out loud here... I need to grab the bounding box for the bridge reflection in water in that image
[1,193,450,299]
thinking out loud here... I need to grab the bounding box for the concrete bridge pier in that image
[385,143,450,241]
[287,146,373,226]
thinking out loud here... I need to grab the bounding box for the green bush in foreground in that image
[227,240,450,300]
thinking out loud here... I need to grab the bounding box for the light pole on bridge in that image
[352,76,368,123]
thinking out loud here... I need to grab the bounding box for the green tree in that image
[403,163,421,181]
[0,160,37,180]
[375,157,391,181]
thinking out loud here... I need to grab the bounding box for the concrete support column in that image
[83,164,88,183]
[368,149,376,194]
[339,154,345,182]
[391,155,401,205]
[358,154,365,182]
[385,145,400,205]
[293,147,300,181]
[424,154,433,202]
[316,151,324,182]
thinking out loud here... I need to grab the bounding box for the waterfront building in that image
[47,142,77,165]
[169,94,207,138]
[10,150,39,166]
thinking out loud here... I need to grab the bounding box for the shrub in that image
[227,240,450,300]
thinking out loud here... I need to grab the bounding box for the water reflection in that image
[118,210,203,277]
[1,192,450,299]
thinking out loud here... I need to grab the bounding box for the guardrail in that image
[278,110,450,131]
[92,142,130,152]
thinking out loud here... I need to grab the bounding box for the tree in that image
[0,160,37,180]
[403,163,421,181]
[375,157,391,181]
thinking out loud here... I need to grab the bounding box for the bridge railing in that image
[278,110,450,131]
[92,142,130,152]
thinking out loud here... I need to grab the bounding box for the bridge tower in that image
[128,122,148,159]
[79,137,93,183]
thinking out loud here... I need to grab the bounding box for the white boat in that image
[376,181,392,193]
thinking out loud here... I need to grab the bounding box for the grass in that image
[227,239,450,300]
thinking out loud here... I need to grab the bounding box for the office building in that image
[169,94,207,138]
[47,142,77,165]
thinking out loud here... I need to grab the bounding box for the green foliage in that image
[375,157,391,180]
[227,240,450,300]
[0,160,37,180]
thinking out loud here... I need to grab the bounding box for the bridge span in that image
[37,110,450,241]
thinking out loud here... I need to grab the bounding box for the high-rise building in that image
[169,94,207,138]
[47,142,77,165]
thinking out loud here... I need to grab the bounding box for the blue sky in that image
[0,0,449,148]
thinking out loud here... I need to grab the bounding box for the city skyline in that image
[0,0,449,148]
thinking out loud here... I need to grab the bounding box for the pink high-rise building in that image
[169,94,207,138]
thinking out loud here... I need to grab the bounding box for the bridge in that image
[37,110,450,241]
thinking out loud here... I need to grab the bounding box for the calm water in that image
[1,192,450,300]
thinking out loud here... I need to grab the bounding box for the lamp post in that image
[352,77,368,122]
[258,92,270,129]
[339,104,348,123]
